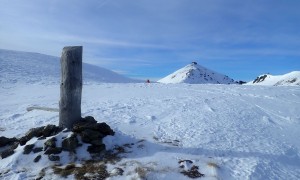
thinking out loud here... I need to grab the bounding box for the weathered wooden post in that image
[59,46,83,129]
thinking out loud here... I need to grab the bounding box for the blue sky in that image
[1,0,300,81]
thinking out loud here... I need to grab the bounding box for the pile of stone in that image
[0,116,114,162]
[0,136,19,159]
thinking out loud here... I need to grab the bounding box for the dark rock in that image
[0,149,14,159]
[181,165,204,178]
[236,80,246,85]
[44,147,62,155]
[43,124,62,137]
[34,155,42,163]
[19,136,30,146]
[90,140,103,146]
[26,126,44,138]
[83,116,97,124]
[14,124,62,146]
[44,137,57,149]
[0,136,18,147]
[10,141,19,150]
[73,116,114,137]
[62,134,78,152]
[87,144,106,154]
[96,122,114,136]
[48,155,60,161]
[253,74,268,84]
[19,126,44,146]
[80,122,114,136]
[23,144,35,154]
[72,116,97,133]
[80,129,104,143]
[0,136,10,147]
[38,137,46,140]
[43,124,56,134]
[33,147,43,153]
[62,129,71,133]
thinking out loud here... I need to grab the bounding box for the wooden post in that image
[59,46,83,129]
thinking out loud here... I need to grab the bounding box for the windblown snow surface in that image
[1,82,300,179]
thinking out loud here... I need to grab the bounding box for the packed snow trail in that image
[1,83,300,179]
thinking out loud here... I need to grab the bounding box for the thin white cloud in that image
[35,33,172,49]
[111,69,129,75]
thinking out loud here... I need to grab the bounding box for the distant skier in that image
[146,79,150,83]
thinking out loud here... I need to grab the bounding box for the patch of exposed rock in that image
[0,116,114,162]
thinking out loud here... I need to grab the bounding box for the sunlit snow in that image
[0,50,300,179]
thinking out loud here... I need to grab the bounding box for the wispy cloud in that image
[39,34,172,49]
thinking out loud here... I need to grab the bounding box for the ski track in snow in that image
[1,83,300,179]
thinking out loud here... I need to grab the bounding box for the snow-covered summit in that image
[247,71,300,86]
[0,49,139,84]
[158,62,236,84]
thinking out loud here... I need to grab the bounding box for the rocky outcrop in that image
[253,74,268,83]
[23,144,35,154]
[0,148,15,159]
[44,137,57,149]
[73,116,114,136]
[19,125,62,146]
[62,134,79,152]
[0,136,19,159]
[0,136,18,147]
[0,116,114,163]
[87,144,106,154]
[48,154,60,161]
[34,155,42,163]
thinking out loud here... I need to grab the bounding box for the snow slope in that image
[0,49,139,84]
[158,62,236,84]
[247,71,300,86]
[1,83,300,179]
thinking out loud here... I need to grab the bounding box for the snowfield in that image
[1,82,300,179]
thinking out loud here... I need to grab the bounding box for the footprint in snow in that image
[262,116,276,124]
[10,114,22,120]
[123,115,136,124]
[146,115,156,120]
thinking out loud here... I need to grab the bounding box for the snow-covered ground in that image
[1,82,300,179]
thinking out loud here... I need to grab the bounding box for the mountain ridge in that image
[0,49,140,84]
[247,71,300,86]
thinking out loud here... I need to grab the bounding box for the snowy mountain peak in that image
[247,71,300,86]
[158,62,236,84]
